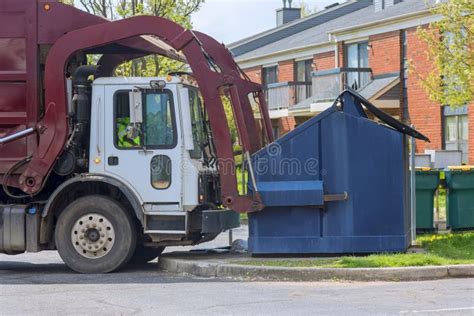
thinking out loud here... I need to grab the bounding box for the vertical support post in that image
[410,133,417,245]
[435,189,439,230]
[241,150,246,195]
[228,229,233,246]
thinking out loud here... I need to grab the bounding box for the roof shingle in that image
[232,0,433,61]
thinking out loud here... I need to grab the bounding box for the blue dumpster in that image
[248,90,429,254]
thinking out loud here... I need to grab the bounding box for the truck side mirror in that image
[129,90,143,124]
[126,90,143,144]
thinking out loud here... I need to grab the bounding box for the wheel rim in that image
[71,213,116,259]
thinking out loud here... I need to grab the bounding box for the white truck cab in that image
[0,72,240,274]
[88,76,237,239]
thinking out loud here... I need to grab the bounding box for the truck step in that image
[144,212,186,234]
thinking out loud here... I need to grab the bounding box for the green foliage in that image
[419,231,474,260]
[221,94,238,145]
[298,1,318,18]
[70,0,205,76]
[116,0,204,76]
[59,0,75,5]
[236,166,247,195]
[414,0,474,108]
[78,0,115,18]
[234,232,474,268]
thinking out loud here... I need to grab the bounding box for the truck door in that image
[104,85,182,204]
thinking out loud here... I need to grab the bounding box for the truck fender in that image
[42,174,144,225]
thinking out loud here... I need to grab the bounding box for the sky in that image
[192,0,340,45]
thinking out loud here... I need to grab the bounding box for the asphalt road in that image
[0,226,473,315]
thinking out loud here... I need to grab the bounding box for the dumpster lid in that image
[340,89,430,142]
[447,165,474,171]
[415,167,432,171]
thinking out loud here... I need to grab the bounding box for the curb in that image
[158,255,474,282]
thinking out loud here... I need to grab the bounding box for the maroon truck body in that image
[0,0,272,212]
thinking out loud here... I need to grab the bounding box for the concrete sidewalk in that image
[159,224,474,282]
[158,252,474,282]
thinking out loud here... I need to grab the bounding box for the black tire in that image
[129,245,165,264]
[55,195,137,274]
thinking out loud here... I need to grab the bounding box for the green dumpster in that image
[415,169,439,231]
[445,167,474,230]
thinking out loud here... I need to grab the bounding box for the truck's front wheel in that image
[55,195,136,273]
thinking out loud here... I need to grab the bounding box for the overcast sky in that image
[192,0,340,44]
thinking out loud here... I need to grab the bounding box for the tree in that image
[78,0,115,19]
[413,0,474,108]
[113,0,204,76]
[298,1,318,18]
[67,0,205,76]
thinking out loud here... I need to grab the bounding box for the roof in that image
[231,0,434,62]
[290,73,400,114]
[358,73,400,100]
[228,0,373,57]
[291,96,315,111]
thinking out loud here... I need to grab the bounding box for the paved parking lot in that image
[0,226,473,315]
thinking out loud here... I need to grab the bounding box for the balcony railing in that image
[265,81,312,111]
[312,67,373,103]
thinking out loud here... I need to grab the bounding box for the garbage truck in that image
[0,0,276,273]
[0,0,429,273]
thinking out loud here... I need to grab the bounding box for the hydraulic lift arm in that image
[18,15,272,213]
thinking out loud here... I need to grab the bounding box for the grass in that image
[434,172,446,221]
[418,232,474,260]
[435,186,447,221]
[234,232,474,268]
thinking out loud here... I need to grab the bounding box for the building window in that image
[294,59,313,102]
[345,41,370,89]
[262,66,278,86]
[295,59,312,82]
[444,105,469,163]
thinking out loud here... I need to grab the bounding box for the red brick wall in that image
[406,26,442,153]
[337,42,344,67]
[273,117,296,136]
[244,28,472,162]
[278,60,294,82]
[313,51,335,71]
[243,66,262,84]
[368,31,401,75]
[469,102,474,164]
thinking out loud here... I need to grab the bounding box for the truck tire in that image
[55,195,137,274]
[129,245,165,264]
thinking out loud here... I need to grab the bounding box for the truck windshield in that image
[144,91,176,147]
[186,87,216,166]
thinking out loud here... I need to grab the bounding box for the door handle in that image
[138,148,154,155]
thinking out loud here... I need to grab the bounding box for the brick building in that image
[229,0,473,164]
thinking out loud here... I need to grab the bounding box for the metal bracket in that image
[323,192,349,202]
